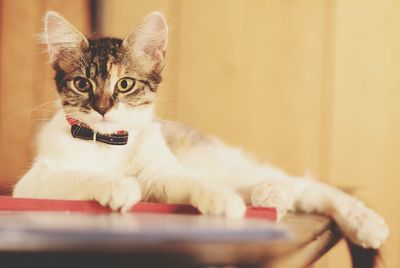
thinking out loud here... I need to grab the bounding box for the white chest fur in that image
[36,111,136,175]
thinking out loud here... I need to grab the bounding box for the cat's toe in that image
[193,187,246,218]
[335,202,389,249]
[95,178,141,212]
[250,181,292,221]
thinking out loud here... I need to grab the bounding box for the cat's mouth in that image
[76,111,122,134]
[97,117,114,124]
[91,120,120,134]
[66,115,121,135]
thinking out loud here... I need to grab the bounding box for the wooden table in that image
[0,212,341,268]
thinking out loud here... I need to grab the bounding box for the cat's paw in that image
[250,181,293,221]
[192,186,246,218]
[335,201,389,249]
[95,178,141,213]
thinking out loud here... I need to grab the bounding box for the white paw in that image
[335,201,389,249]
[250,181,293,221]
[192,186,246,218]
[94,178,141,213]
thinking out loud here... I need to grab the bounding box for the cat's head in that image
[44,11,168,133]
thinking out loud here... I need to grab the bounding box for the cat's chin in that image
[90,121,123,134]
[74,111,126,134]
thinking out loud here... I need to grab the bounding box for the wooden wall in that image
[0,0,91,194]
[0,0,398,267]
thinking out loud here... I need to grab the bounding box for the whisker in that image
[4,101,58,123]
[155,108,193,126]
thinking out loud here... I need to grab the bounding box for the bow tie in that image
[66,116,129,146]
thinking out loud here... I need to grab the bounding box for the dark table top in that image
[0,211,341,268]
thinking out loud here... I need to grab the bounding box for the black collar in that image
[66,116,129,146]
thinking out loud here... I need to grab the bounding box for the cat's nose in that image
[93,105,110,116]
[92,95,114,116]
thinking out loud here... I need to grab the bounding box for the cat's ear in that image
[123,12,168,70]
[43,11,88,64]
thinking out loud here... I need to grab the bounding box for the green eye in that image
[73,76,92,92]
[116,77,135,93]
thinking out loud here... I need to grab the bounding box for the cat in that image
[13,11,388,251]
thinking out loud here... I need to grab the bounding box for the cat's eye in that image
[73,77,92,92]
[116,77,136,93]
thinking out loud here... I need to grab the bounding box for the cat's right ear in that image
[123,12,168,72]
[43,11,88,64]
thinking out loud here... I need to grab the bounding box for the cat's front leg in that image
[188,180,247,218]
[133,123,246,218]
[247,180,295,220]
[13,162,141,212]
[139,171,246,218]
[92,176,142,212]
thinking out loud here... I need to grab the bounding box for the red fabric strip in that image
[0,196,276,220]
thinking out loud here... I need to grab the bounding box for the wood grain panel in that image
[175,0,327,176]
[0,0,91,192]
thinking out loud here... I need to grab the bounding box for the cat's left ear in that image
[123,12,168,71]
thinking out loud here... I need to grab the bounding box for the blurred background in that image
[0,0,399,267]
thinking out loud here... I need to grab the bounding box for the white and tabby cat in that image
[13,11,388,249]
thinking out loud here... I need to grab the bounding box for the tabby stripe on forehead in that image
[85,65,93,78]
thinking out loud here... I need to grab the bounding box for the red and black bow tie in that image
[66,116,129,145]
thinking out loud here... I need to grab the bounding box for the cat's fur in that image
[13,11,388,250]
